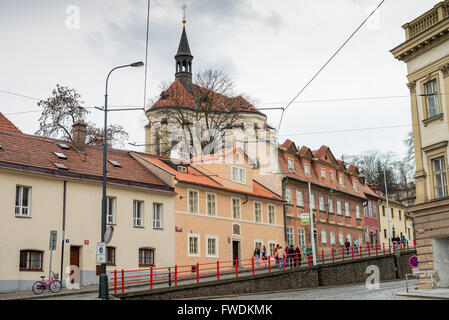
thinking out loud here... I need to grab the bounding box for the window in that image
[363,204,367,217]
[268,204,276,224]
[365,227,370,242]
[287,227,294,246]
[269,243,277,257]
[321,168,326,179]
[368,202,373,217]
[339,176,344,186]
[254,202,262,222]
[298,229,305,247]
[288,158,294,170]
[133,200,144,227]
[310,194,315,210]
[285,187,292,204]
[337,200,342,215]
[382,206,385,217]
[338,233,344,246]
[139,248,154,267]
[206,193,216,216]
[356,205,361,219]
[384,229,387,239]
[328,198,334,213]
[206,236,218,257]
[296,190,303,207]
[353,181,358,190]
[232,198,241,219]
[106,197,116,224]
[373,203,377,218]
[345,201,350,217]
[15,186,31,216]
[424,79,440,118]
[321,230,327,244]
[19,250,42,271]
[433,157,448,198]
[304,163,310,175]
[391,208,394,219]
[106,247,115,265]
[188,234,200,256]
[319,196,325,211]
[153,203,163,229]
[399,210,402,221]
[177,165,187,172]
[231,166,246,184]
[330,171,334,182]
[188,190,199,214]
[330,232,336,245]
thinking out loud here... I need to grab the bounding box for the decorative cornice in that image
[407,81,417,94]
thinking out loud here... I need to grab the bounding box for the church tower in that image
[175,10,193,91]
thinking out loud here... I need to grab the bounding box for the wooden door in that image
[69,246,80,284]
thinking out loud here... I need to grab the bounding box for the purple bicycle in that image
[32,271,62,295]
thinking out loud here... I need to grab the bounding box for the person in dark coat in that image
[294,247,301,267]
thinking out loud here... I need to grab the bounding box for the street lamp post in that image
[99,61,144,300]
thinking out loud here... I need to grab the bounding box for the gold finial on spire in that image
[182,4,187,26]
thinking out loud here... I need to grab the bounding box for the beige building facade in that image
[391,0,449,288]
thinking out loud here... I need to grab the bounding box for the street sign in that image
[104,226,114,245]
[84,240,89,245]
[175,226,183,232]
[96,242,106,264]
[300,213,310,226]
[409,256,419,268]
[49,230,57,251]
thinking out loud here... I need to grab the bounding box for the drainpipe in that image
[60,180,67,282]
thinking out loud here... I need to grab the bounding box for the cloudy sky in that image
[0,0,440,160]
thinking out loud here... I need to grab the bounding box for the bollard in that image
[217,261,220,281]
[150,267,153,289]
[121,269,125,293]
[252,257,255,275]
[114,270,117,294]
[196,263,199,283]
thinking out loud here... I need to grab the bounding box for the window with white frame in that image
[206,235,218,257]
[433,156,448,198]
[133,200,144,227]
[231,166,246,184]
[424,79,440,118]
[347,234,352,243]
[338,233,344,245]
[321,230,327,244]
[310,193,315,210]
[356,205,361,219]
[206,193,216,216]
[15,186,31,216]
[106,197,116,224]
[139,248,154,267]
[287,227,294,246]
[345,201,350,217]
[363,204,367,216]
[153,203,163,229]
[337,200,342,215]
[339,175,344,186]
[285,187,292,204]
[188,234,200,256]
[298,228,305,247]
[254,202,262,222]
[304,163,310,175]
[328,198,334,213]
[268,204,276,224]
[373,202,377,218]
[365,227,370,243]
[319,196,325,211]
[188,190,199,214]
[232,197,241,219]
[368,201,373,217]
[353,181,358,190]
[288,158,294,170]
[269,242,276,257]
[330,171,334,182]
[330,232,336,245]
[296,190,303,206]
[321,168,326,179]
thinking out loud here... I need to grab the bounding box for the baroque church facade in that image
[144,22,276,159]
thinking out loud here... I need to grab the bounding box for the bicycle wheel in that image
[49,280,62,293]
[32,281,45,295]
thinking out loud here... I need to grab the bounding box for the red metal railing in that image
[109,240,416,294]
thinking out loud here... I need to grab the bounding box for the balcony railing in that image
[404,1,449,40]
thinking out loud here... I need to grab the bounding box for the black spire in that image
[175,24,193,91]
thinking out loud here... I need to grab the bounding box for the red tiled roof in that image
[0,113,22,133]
[0,130,171,191]
[138,153,284,202]
[149,78,262,114]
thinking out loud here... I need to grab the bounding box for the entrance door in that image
[232,241,240,266]
[70,246,80,284]
[433,237,449,287]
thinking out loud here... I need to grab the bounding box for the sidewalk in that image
[396,288,449,300]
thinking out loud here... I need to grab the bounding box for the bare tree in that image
[36,84,129,149]
[156,69,256,157]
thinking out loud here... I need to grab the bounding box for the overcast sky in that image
[0,0,440,160]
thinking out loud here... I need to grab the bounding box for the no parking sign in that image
[409,256,418,268]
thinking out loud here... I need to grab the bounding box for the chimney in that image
[72,121,87,152]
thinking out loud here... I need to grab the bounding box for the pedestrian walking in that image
[274,244,280,268]
[276,246,286,269]
[345,239,351,255]
[287,245,295,268]
[353,239,358,255]
[306,243,313,264]
[254,245,261,267]
[294,247,301,268]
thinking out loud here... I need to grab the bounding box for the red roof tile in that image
[0,113,22,133]
[0,131,171,191]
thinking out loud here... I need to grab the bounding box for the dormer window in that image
[353,181,358,191]
[321,168,326,179]
[57,143,70,150]
[330,171,334,182]
[108,160,121,168]
[178,165,187,172]
[288,158,294,170]
[304,163,310,175]
[53,152,67,160]
[339,175,344,186]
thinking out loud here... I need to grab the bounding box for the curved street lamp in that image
[99,61,144,300]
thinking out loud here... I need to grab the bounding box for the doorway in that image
[69,246,80,284]
[433,237,449,288]
[232,240,240,266]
